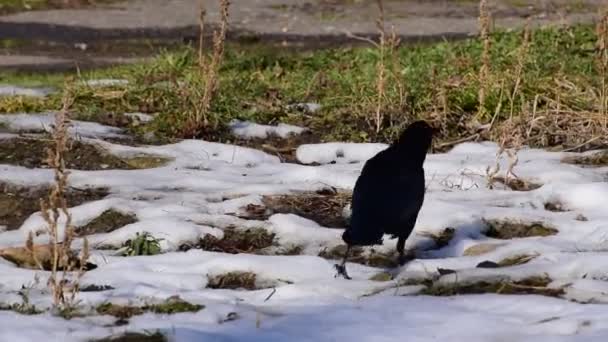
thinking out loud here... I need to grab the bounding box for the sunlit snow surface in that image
[1,117,608,341]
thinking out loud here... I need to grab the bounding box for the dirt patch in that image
[420,227,455,249]
[369,272,394,282]
[497,254,537,267]
[233,131,321,163]
[0,243,97,271]
[463,242,507,256]
[206,271,263,290]
[562,151,608,167]
[544,201,569,212]
[96,297,203,321]
[0,137,170,170]
[421,276,564,297]
[243,189,351,228]
[92,332,167,342]
[484,219,558,239]
[76,209,137,237]
[0,182,108,230]
[179,227,275,254]
[80,284,115,292]
[492,177,543,191]
[319,244,399,268]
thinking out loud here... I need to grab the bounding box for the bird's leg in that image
[396,237,408,266]
[334,245,352,280]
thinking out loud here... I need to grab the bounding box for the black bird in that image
[335,121,434,279]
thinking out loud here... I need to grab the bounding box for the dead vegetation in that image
[0,137,170,170]
[484,219,558,239]
[0,182,108,230]
[181,0,230,137]
[96,296,203,321]
[242,189,351,228]
[421,276,564,298]
[180,227,275,254]
[31,87,92,307]
[92,332,167,342]
[561,150,608,167]
[492,176,542,191]
[0,243,96,271]
[319,244,399,268]
[463,242,507,256]
[76,209,137,237]
[233,131,320,163]
[421,227,455,249]
[497,254,537,267]
[206,271,262,290]
[544,200,569,212]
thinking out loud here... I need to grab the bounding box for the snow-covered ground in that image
[1,114,608,341]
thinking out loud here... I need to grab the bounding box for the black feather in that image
[343,120,433,253]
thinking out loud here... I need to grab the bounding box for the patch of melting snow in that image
[288,102,322,113]
[0,85,54,97]
[0,113,125,139]
[1,115,608,341]
[82,79,129,87]
[229,120,307,139]
[124,112,154,123]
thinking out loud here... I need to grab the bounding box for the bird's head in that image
[393,120,434,163]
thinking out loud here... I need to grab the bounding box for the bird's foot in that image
[397,253,414,266]
[334,263,352,280]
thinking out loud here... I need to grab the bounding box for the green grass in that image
[1,24,606,148]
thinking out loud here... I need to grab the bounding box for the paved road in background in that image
[0,0,603,70]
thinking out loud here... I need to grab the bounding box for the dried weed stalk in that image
[372,0,401,133]
[184,0,230,137]
[477,0,491,118]
[34,84,90,308]
[486,121,522,189]
[198,1,207,70]
[596,9,608,121]
[510,18,531,119]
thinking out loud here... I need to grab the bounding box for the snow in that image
[124,112,154,123]
[0,113,125,139]
[82,79,129,87]
[2,115,608,341]
[229,120,307,139]
[296,142,388,164]
[0,85,54,97]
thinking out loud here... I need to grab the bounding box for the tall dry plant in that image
[477,0,491,118]
[184,0,230,137]
[372,0,401,134]
[509,18,531,119]
[32,84,90,307]
[374,0,387,134]
[596,9,608,122]
[198,1,207,70]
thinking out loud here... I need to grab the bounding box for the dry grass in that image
[257,190,351,228]
[477,0,491,119]
[421,276,564,298]
[596,8,608,120]
[561,150,608,166]
[27,82,91,308]
[182,0,230,137]
[76,209,137,237]
[484,219,558,239]
[497,254,538,267]
[206,271,260,290]
[182,227,275,254]
[318,244,399,268]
